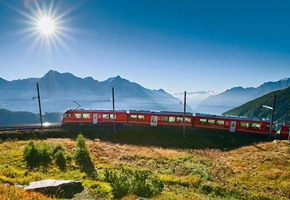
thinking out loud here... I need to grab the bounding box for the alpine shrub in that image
[23,141,52,170]
[54,150,67,170]
[75,134,95,176]
[23,141,39,169]
[104,168,164,198]
[104,168,130,199]
[131,170,164,198]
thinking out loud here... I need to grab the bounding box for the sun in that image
[37,16,56,35]
[9,0,76,50]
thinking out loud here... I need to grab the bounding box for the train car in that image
[128,110,193,127]
[280,121,290,139]
[194,113,276,135]
[61,109,127,125]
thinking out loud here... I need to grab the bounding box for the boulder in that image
[24,179,84,198]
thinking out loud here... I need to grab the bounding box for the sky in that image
[0,0,289,94]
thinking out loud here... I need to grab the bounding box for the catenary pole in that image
[36,83,43,132]
[112,87,116,134]
[183,91,186,137]
[269,94,276,140]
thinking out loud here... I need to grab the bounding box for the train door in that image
[93,114,98,124]
[230,121,236,133]
[150,116,158,126]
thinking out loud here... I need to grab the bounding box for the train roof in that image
[128,110,193,116]
[195,113,271,122]
[65,108,127,113]
[64,109,193,116]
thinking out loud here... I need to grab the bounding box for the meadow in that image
[0,126,289,199]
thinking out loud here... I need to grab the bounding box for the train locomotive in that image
[61,109,289,139]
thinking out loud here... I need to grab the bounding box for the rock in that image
[24,179,84,198]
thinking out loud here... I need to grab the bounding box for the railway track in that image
[0,123,62,132]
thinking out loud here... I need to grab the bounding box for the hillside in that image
[0,129,289,199]
[0,70,189,113]
[223,86,290,122]
[196,78,290,114]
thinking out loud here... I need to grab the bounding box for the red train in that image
[194,113,275,135]
[61,109,288,139]
[280,121,290,139]
[61,109,193,127]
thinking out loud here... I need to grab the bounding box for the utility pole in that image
[183,91,186,137]
[269,94,277,140]
[34,83,43,132]
[112,87,116,134]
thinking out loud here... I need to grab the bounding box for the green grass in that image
[0,127,288,199]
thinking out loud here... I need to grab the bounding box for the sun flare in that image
[10,0,76,51]
[37,16,56,35]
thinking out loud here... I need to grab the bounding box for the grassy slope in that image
[0,128,289,199]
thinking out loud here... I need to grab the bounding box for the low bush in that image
[52,144,65,155]
[75,134,96,177]
[131,169,164,198]
[23,141,52,170]
[104,168,163,198]
[54,149,67,170]
[89,182,112,199]
[104,168,130,198]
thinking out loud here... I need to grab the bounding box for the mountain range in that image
[195,78,290,114]
[0,70,190,113]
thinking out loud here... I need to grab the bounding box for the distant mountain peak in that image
[105,75,126,83]
[44,70,60,76]
[84,76,96,81]
[157,89,165,92]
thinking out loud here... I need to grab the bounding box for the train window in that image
[130,115,137,119]
[83,113,90,119]
[216,120,224,125]
[240,122,250,128]
[63,113,69,118]
[176,117,183,122]
[176,117,191,123]
[110,114,116,119]
[138,115,145,120]
[250,123,261,129]
[208,119,215,124]
[168,117,175,123]
[200,119,207,124]
[74,113,82,119]
[161,116,168,122]
[103,114,110,119]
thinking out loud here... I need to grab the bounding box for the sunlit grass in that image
[0,132,289,199]
[0,183,52,200]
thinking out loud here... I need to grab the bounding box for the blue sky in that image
[0,0,289,94]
